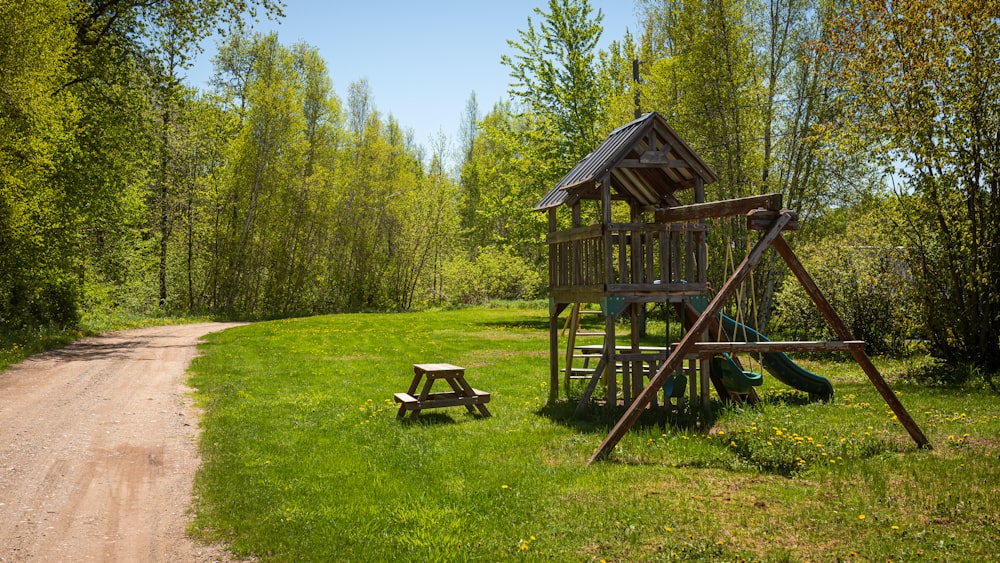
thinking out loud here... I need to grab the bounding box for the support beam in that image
[771,235,930,448]
[747,208,799,231]
[655,193,782,223]
[693,341,865,355]
[575,356,609,416]
[589,212,791,464]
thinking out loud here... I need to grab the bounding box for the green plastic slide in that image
[687,297,834,399]
[716,312,834,399]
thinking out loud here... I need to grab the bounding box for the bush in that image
[440,248,543,305]
[1,275,81,330]
[771,236,914,356]
[894,356,998,390]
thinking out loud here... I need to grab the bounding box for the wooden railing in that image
[547,222,707,295]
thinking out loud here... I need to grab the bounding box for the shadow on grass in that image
[473,318,554,332]
[397,411,490,426]
[536,398,721,436]
[755,389,816,407]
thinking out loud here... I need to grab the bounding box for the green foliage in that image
[772,203,915,355]
[458,104,549,258]
[502,0,607,166]
[440,248,543,305]
[0,0,81,329]
[188,308,1000,561]
[822,0,1000,371]
[894,356,997,391]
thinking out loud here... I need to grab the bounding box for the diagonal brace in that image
[771,235,929,448]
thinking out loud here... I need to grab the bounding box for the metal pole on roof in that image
[633,59,642,119]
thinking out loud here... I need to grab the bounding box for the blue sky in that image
[184,1,640,159]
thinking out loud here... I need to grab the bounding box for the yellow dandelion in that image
[858,514,866,520]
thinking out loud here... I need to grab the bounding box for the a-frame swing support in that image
[588,210,930,464]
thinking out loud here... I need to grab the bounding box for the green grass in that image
[188,307,1000,561]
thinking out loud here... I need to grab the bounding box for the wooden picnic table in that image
[394,363,491,419]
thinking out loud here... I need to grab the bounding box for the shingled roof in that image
[534,112,718,211]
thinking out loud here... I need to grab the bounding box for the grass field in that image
[187,306,1000,561]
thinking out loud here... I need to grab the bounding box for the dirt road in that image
[0,323,246,562]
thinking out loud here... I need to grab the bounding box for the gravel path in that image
[0,323,246,562]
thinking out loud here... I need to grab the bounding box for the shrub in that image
[772,236,914,356]
[440,248,543,305]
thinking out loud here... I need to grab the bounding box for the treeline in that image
[2,0,998,375]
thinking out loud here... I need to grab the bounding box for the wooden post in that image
[771,235,930,448]
[630,302,641,400]
[550,303,560,404]
[605,309,617,405]
[588,212,790,464]
[548,208,560,404]
[699,356,710,415]
[602,176,614,287]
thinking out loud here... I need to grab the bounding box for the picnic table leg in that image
[454,376,491,417]
[444,376,478,415]
[411,375,435,420]
[398,372,424,418]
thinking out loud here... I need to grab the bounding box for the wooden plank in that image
[616,352,670,361]
[616,151,689,168]
[413,395,485,409]
[546,224,603,244]
[771,235,929,448]
[608,222,669,233]
[696,222,707,285]
[747,208,800,231]
[606,282,709,293]
[414,363,464,376]
[655,193,783,223]
[549,286,606,301]
[658,229,668,283]
[589,211,791,464]
[685,225,694,282]
[453,375,492,417]
[693,341,865,354]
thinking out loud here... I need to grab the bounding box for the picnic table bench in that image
[394,363,491,419]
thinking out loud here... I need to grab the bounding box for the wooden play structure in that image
[534,112,929,464]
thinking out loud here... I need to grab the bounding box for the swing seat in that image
[712,354,763,394]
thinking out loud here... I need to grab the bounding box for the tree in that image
[502,0,607,169]
[0,0,81,327]
[821,0,1000,372]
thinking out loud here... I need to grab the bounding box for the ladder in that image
[562,303,606,399]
